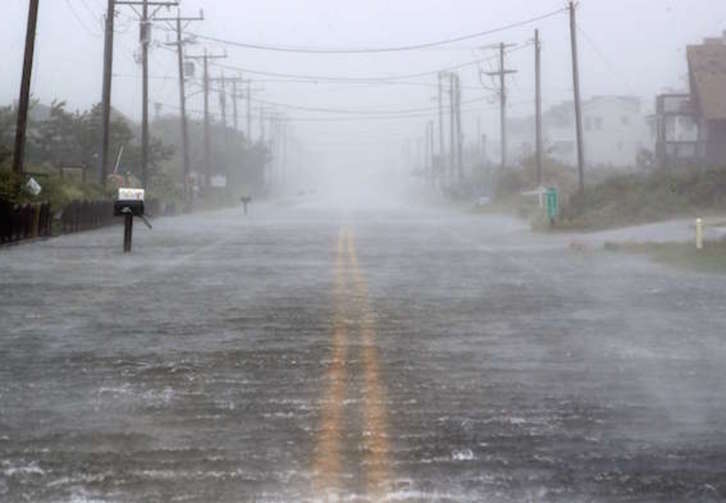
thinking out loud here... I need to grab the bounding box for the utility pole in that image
[416,137,423,175]
[141,0,149,189]
[259,105,265,143]
[117,1,179,189]
[569,1,585,195]
[437,72,445,181]
[186,49,226,189]
[428,120,435,184]
[535,29,543,186]
[212,74,245,133]
[203,50,211,188]
[158,8,203,200]
[477,116,482,163]
[246,81,252,142]
[455,74,463,182]
[232,79,239,131]
[12,0,39,175]
[218,73,227,132]
[100,0,116,185]
[448,73,455,182]
[483,43,517,169]
[423,122,430,179]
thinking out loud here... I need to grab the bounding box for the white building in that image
[508,96,653,169]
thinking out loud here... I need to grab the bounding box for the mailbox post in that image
[240,196,252,216]
[114,188,146,253]
[122,211,133,252]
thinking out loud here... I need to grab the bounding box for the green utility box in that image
[546,187,559,221]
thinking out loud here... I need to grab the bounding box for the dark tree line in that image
[0,101,173,182]
[0,101,270,198]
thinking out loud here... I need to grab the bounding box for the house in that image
[653,93,700,168]
[687,35,726,165]
[655,33,726,168]
[507,96,651,169]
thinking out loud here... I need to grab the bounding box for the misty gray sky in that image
[2,0,725,178]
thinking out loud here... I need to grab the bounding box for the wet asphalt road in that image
[1,202,725,502]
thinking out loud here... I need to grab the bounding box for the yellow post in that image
[696,218,704,250]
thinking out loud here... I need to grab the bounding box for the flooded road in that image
[1,204,725,502]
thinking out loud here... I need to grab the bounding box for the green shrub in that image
[557,167,726,230]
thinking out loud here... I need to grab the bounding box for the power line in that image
[64,0,102,37]
[576,24,636,94]
[158,99,535,123]
[187,7,566,54]
[209,43,531,85]
[205,83,490,116]
[211,57,488,83]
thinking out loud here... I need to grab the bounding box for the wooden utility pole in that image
[535,29,543,186]
[218,73,227,132]
[437,72,445,178]
[116,0,179,189]
[141,0,149,189]
[259,105,265,143]
[569,1,585,195]
[12,0,39,175]
[157,9,203,198]
[203,51,211,187]
[455,74,463,182]
[448,73,455,181]
[100,0,116,185]
[177,18,191,193]
[212,74,244,132]
[484,43,517,169]
[186,50,226,188]
[428,119,435,184]
[246,81,252,142]
[232,79,239,131]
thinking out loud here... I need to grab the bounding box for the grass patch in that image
[604,239,726,273]
[557,167,726,231]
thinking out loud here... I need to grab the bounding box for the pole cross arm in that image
[484,70,518,76]
[186,52,227,60]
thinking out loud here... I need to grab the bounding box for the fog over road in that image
[1,203,725,502]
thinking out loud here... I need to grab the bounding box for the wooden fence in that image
[0,201,52,244]
[1,197,168,246]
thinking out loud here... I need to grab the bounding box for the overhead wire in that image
[209,42,532,84]
[202,82,490,116]
[187,7,567,54]
[64,0,102,37]
[157,98,535,123]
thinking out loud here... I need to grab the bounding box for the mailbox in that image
[114,188,145,217]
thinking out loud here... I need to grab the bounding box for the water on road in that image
[1,203,725,502]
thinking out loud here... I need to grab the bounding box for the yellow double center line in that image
[313,227,391,499]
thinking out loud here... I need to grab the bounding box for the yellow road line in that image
[313,227,392,499]
[347,231,392,498]
[312,228,349,495]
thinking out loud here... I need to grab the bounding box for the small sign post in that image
[546,187,559,224]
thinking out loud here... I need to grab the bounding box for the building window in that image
[594,117,603,130]
[621,116,630,126]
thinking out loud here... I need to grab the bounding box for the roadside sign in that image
[546,187,559,220]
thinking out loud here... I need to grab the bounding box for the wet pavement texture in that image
[1,204,725,502]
